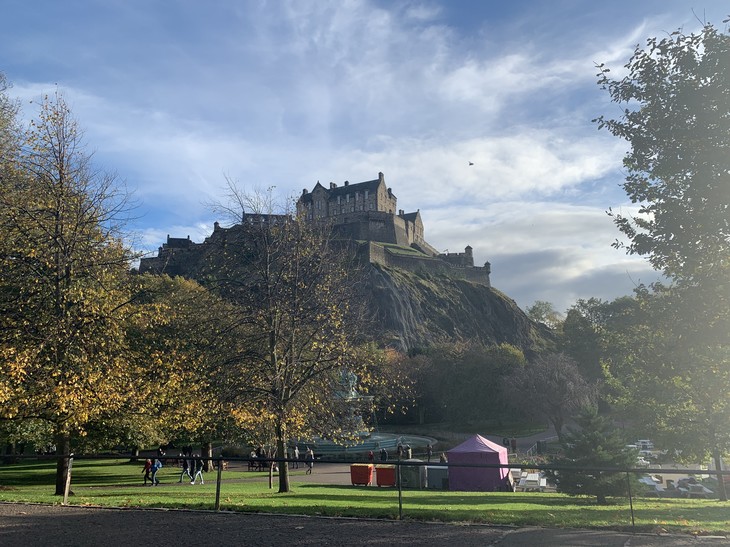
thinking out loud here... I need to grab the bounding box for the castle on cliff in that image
[139,172,490,285]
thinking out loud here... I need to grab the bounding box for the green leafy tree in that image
[596,20,730,499]
[526,300,563,330]
[544,407,637,505]
[595,22,730,280]
[418,341,525,425]
[509,353,595,442]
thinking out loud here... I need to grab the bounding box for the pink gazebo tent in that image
[447,434,509,491]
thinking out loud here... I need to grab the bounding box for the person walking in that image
[142,459,153,486]
[293,445,300,469]
[305,447,314,475]
[178,456,193,483]
[151,458,163,486]
[191,456,205,485]
[380,448,388,462]
[426,444,433,462]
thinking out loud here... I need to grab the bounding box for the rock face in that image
[366,264,553,356]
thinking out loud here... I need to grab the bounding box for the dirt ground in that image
[1,503,728,547]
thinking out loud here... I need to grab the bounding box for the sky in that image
[2,0,727,313]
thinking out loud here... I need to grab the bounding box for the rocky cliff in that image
[366,264,554,356]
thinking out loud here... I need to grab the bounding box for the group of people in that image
[142,452,206,486]
[178,455,206,484]
[372,443,443,463]
[246,445,314,474]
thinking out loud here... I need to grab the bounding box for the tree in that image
[596,20,730,499]
[0,91,137,494]
[509,353,595,442]
[199,190,371,493]
[406,341,526,426]
[526,300,563,330]
[595,22,730,280]
[560,297,644,383]
[121,274,238,463]
[544,407,637,505]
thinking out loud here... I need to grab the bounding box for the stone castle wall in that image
[364,242,490,286]
[334,211,411,247]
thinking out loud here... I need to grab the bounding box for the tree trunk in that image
[551,413,564,444]
[712,446,728,502]
[275,417,290,493]
[54,431,71,496]
[202,441,214,472]
[3,442,17,464]
[128,446,140,463]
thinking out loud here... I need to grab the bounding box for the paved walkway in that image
[1,503,726,546]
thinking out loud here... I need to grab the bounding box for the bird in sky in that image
[468,161,474,166]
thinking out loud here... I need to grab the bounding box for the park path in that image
[1,503,726,546]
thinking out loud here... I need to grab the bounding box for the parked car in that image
[637,439,654,450]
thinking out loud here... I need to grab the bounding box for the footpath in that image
[1,502,726,546]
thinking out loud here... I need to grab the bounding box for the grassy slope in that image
[0,458,728,534]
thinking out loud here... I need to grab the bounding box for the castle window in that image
[337,196,341,205]
[365,190,369,200]
[346,194,350,202]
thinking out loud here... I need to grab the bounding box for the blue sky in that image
[2,0,726,313]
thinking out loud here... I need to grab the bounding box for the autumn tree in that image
[199,190,371,492]
[0,90,137,494]
[596,20,730,499]
[118,274,240,462]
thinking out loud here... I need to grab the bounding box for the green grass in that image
[1,458,729,535]
[378,243,429,257]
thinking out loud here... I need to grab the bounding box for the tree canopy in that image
[596,21,730,500]
[595,22,730,282]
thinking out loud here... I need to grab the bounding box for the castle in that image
[139,172,490,285]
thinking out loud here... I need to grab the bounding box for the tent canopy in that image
[446,434,509,492]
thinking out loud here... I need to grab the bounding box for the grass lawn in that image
[1,458,729,535]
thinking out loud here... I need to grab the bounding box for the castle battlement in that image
[140,172,490,286]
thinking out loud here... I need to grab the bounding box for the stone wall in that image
[364,242,490,286]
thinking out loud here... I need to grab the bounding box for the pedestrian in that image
[294,445,300,469]
[396,443,403,459]
[405,445,412,459]
[380,448,388,462]
[439,452,448,464]
[367,450,374,463]
[191,456,205,485]
[142,458,153,486]
[178,456,193,483]
[426,444,433,462]
[305,447,314,475]
[151,458,163,486]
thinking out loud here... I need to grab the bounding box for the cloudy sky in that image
[2,0,726,312]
